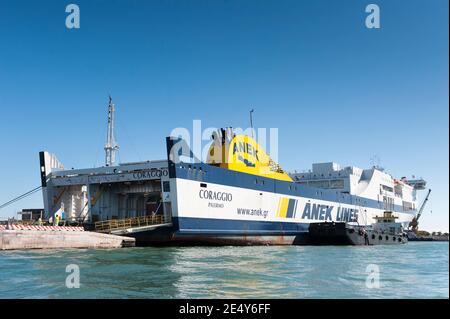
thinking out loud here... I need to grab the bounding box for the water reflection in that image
[0,243,448,298]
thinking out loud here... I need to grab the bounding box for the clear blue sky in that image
[0,0,448,231]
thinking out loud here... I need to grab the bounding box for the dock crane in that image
[408,189,432,233]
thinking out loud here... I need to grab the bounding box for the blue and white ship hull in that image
[138,161,416,245]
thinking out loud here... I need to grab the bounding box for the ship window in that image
[261,181,265,185]
[309,180,331,188]
[200,183,207,188]
[330,179,344,189]
[298,182,308,186]
[163,181,171,192]
[402,201,413,211]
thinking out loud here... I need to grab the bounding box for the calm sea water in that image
[0,242,448,299]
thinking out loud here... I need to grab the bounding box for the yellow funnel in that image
[206,132,292,182]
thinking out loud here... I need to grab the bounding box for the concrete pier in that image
[0,230,135,250]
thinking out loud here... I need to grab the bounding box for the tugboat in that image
[308,211,408,245]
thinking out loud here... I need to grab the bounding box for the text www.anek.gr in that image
[237,208,269,218]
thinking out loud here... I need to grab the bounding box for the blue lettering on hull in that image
[336,207,359,222]
[301,203,334,221]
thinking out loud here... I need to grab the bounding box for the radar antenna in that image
[370,155,384,171]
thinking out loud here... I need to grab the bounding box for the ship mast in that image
[104,95,119,166]
[249,108,254,139]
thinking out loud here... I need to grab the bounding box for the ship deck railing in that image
[94,215,171,233]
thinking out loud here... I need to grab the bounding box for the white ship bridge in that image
[290,162,426,214]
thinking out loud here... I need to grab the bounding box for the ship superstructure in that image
[290,163,425,229]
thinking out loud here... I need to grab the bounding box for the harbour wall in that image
[0,230,135,250]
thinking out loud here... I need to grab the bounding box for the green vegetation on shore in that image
[416,230,449,241]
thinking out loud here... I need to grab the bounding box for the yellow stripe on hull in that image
[278,197,289,218]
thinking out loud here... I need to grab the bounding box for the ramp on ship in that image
[94,215,172,236]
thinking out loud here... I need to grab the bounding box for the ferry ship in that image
[35,99,427,245]
[128,128,426,245]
